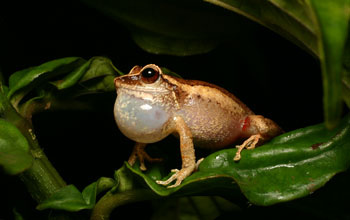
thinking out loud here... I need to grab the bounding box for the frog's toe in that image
[234,134,262,161]
[131,149,163,171]
[127,152,138,166]
[233,152,242,161]
[156,170,179,186]
[156,166,195,188]
[138,155,163,171]
[144,154,163,163]
[195,158,204,171]
[139,161,147,171]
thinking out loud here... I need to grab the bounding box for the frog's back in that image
[164,75,253,148]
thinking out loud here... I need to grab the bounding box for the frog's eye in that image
[141,67,160,84]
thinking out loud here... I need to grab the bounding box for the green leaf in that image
[130,28,219,56]
[0,85,6,115]
[50,56,117,95]
[96,177,116,195]
[113,163,135,192]
[75,57,117,93]
[343,70,350,109]
[37,184,96,211]
[7,57,117,118]
[8,57,85,106]
[13,208,25,220]
[53,60,91,90]
[80,0,258,56]
[205,0,319,57]
[37,177,116,212]
[82,182,98,207]
[127,114,350,206]
[343,38,350,108]
[309,0,350,128]
[205,0,326,57]
[0,118,33,175]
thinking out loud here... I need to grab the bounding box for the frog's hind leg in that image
[234,134,262,161]
[128,142,163,171]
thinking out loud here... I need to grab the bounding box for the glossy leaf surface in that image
[127,115,350,206]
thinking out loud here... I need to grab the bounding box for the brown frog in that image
[114,64,282,188]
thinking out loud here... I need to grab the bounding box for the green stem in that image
[3,99,66,203]
[90,189,159,220]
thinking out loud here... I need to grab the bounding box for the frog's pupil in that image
[142,68,156,78]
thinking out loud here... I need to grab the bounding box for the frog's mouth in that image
[114,76,170,94]
[117,86,170,94]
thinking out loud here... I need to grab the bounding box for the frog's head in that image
[114,64,171,94]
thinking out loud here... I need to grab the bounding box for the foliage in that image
[1,0,350,219]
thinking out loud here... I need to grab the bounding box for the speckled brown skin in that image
[114,64,282,188]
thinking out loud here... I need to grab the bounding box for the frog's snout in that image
[114,76,127,89]
[114,77,120,88]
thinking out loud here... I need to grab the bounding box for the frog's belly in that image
[114,92,171,143]
[177,103,244,149]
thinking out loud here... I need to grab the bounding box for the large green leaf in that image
[127,114,350,206]
[130,28,219,56]
[0,118,33,175]
[205,0,318,57]
[6,56,117,118]
[80,0,255,56]
[8,57,85,106]
[308,0,350,128]
[343,38,350,108]
[52,56,118,90]
[81,0,319,57]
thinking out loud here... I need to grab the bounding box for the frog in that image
[113,64,282,188]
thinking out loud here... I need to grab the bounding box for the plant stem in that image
[4,99,66,203]
[20,122,66,203]
[90,189,159,220]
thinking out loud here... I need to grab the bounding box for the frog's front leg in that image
[128,142,163,171]
[156,116,196,188]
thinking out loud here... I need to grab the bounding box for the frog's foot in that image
[156,165,195,188]
[128,142,163,171]
[195,158,204,171]
[234,134,262,161]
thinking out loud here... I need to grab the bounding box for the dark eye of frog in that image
[141,67,160,84]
